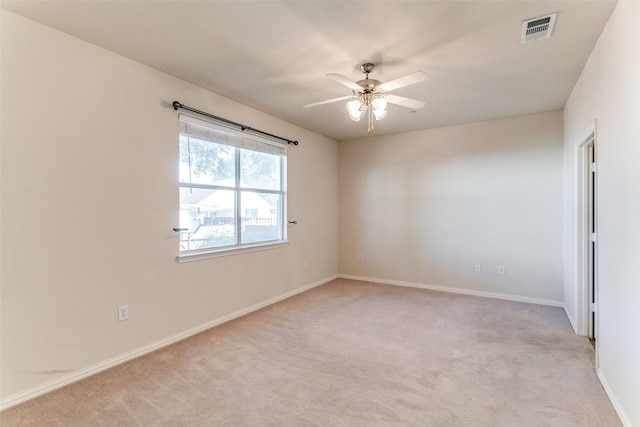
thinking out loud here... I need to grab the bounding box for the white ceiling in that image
[1,1,616,141]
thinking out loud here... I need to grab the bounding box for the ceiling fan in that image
[304,63,428,133]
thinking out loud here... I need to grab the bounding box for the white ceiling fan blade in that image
[378,71,428,92]
[385,94,426,110]
[326,73,363,91]
[303,95,354,108]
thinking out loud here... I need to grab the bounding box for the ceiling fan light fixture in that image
[373,109,387,121]
[349,111,363,121]
[347,99,364,121]
[372,98,387,120]
[306,63,428,133]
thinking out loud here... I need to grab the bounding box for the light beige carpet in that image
[1,279,620,426]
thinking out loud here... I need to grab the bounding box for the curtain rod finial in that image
[172,101,182,111]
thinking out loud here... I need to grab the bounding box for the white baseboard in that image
[597,368,632,427]
[338,274,564,307]
[0,274,338,412]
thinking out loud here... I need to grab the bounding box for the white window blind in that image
[179,114,287,156]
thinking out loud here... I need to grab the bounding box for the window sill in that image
[176,240,289,263]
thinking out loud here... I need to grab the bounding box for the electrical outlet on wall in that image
[475,264,481,272]
[358,254,364,262]
[118,305,129,322]
[498,266,505,275]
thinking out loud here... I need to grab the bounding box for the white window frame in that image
[176,114,288,263]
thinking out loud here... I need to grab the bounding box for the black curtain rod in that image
[172,101,299,146]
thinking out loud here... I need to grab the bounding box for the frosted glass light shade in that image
[347,99,363,121]
[372,98,387,120]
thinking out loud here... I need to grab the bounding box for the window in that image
[178,115,287,258]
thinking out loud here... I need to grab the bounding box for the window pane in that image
[240,149,281,190]
[179,187,237,250]
[240,192,281,244]
[179,136,235,186]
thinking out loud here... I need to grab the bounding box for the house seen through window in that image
[178,115,287,254]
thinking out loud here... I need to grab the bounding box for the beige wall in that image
[0,11,339,401]
[563,2,640,425]
[339,112,564,304]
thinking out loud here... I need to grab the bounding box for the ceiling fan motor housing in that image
[356,79,381,91]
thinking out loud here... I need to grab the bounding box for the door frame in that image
[575,126,598,366]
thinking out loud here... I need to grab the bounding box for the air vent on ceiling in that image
[521,13,557,44]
